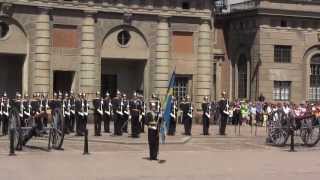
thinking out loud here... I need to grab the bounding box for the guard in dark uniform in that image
[1,92,10,136]
[31,93,42,130]
[40,93,49,128]
[75,93,85,136]
[23,94,32,126]
[122,94,129,133]
[83,93,89,133]
[202,96,211,135]
[103,92,112,133]
[112,90,122,136]
[168,96,178,136]
[63,93,71,134]
[147,93,160,160]
[93,91,103,136]
[130,92,141,138]
[68,91,76,133]
[139,94,146,133]
[179,98,186,124]
[218,91,229,135]
[181,96,193,136]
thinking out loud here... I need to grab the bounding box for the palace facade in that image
[1,0,320,107]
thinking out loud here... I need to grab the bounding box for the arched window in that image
[238,55,247,99]
[309,54,320,101]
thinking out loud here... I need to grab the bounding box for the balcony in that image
[230,0,259,12]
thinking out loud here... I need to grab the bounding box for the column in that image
[154,15,170,97]
[32,7,51,95]
[196,18,212,105]
[80,11,97,99]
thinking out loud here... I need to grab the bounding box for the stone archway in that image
[232,50,251,100]
[304,45,320,101]
[0,17,28,98]
[100,25,149,97]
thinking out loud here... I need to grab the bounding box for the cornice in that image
[7,0,211,20]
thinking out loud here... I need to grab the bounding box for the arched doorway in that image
[309,54,320,101]
[100,26,149,97]
[0,18,28,98]
[237,54,248,99]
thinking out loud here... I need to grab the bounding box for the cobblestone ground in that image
[0,124,319,180]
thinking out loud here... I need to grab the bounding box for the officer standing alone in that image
[147,93,161,160]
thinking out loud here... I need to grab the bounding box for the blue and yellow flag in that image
[160,70,176,144]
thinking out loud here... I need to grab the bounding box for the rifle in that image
[187,103,193,118]
[117,98,124,116]
[170,100,177,119]
[105,99,112,116]
[24,100,31,117]
[205,102,211,119]
[64,99,71,117]
[19,100,24,118]
[3,100,9,117]
[84,100,89,117]
[97,98,103,115]
[78,99,84,117]
[0,97,3,116]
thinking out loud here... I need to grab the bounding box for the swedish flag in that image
[160,70,176,144]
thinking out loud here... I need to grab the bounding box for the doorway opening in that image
[101,59,146,98]
[0,54,25,98]
[53,70,75,94]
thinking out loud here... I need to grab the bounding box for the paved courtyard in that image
[0,124,319,180]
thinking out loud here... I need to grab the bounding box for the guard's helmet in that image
[117,90,121,96]
[3,92,7,97]
[151,93,156,99]
[204,96,208,100]
[133,92,137,97]
[123,94,127,98]
[105,92,110,97]
[65,93,69,98]
[96,91,100,96]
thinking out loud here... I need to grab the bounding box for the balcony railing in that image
[230,0,259,12]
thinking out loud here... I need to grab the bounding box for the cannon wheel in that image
[50,108,65,149]
[269,127,289,146]
[300,117,320,147]
[8,108,22,150]
[267,113,289,147]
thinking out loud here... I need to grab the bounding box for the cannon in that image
[267,111,320,147]
[8,107,65,150]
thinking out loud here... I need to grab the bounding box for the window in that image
[174,77,189,102]
[172,31,193,54]
[182,2,190,9]
[309,54,320,101]
[0,21,9,39]
[273,81,291,101]
[274,45,291,63]
[238,55,247,99]
[117,30,131,46]
[280,20,287,27]
[52,24,78,48]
